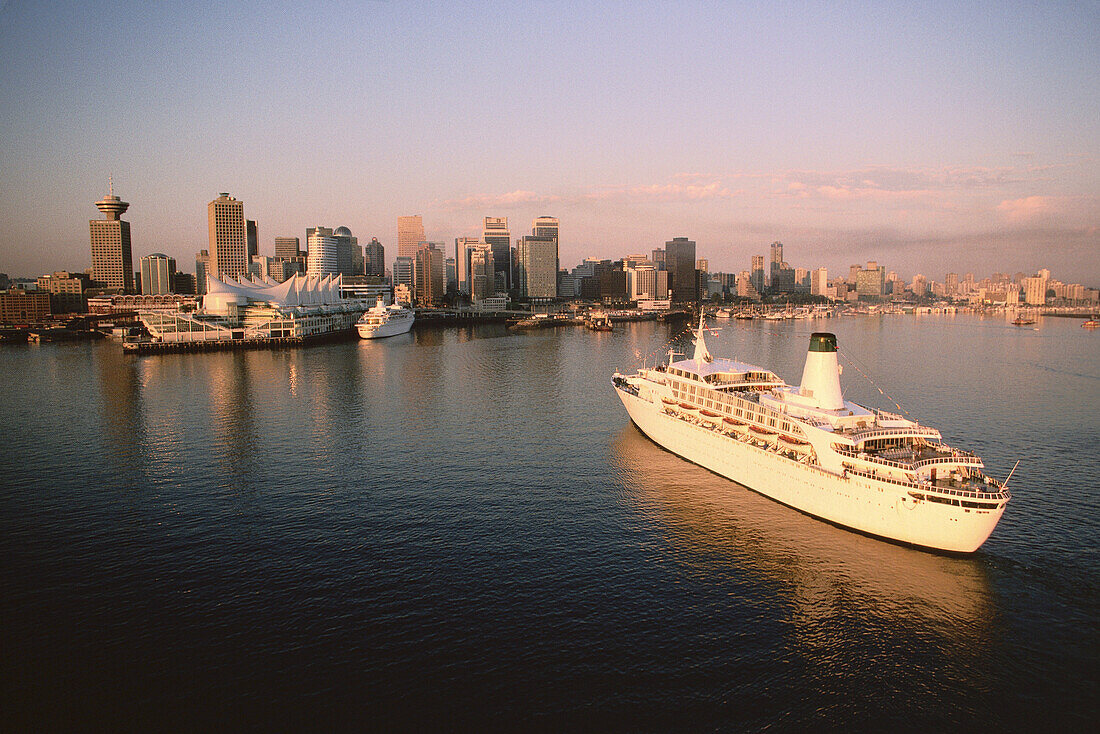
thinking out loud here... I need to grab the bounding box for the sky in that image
[1,0,1097,284]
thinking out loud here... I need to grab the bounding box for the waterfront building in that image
[0,289,51,324]
[307,227,339,277]
[88,293,198,315]
[627,261,668,302]
[364,238,385,277]
[516,235,558,300]
[482,217,511,292]
[1024,275,1048,305]
[90,182,134,292]
[195,250,210,294]
[945,272,959,296]
[397,215,424,260]
[414,244,445,306]
[665,237,698,303]
[141,253,176,295]
[208,193,248,282]
[137,274,368,344]
[36,272,89,313]
[275,236,302,259]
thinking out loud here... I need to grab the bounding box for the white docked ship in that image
[356,297,415,339]
[612,320,1011,553]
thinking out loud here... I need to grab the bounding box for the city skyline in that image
[1,1,1097,282]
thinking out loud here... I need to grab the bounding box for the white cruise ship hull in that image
[615,388,1005,553]
[356,313,414,339]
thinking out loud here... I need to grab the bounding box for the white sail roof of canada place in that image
[203,273,345,315]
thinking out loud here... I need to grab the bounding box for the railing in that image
[834,446,914,472]
[843,465,1007,501]
[913,454,983,469]
[851,426,941,443]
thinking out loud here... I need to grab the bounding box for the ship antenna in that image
[1001,459,1021,489]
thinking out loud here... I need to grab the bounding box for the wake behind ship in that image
[612,321,1010,553]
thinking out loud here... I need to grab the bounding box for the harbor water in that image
[1,314,1096,730]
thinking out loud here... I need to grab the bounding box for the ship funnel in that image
[799,332,844,410]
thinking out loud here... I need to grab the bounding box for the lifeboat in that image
[661,397,676,405]
[780,434,811,452]
[750,425,777,436]
[700,409,720,418]
[723,417,746,427]
[679,402,696,410]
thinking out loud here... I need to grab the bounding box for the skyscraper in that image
[306,227,339,277]
[750,254,766,294]
[141,253,176,295]
[454,237,481,295]
[394,256,414,294]
[517,235,558,299]
[651,248,666,271]
[208,193,247,281]
[89,181,134,292]
[482,217,511,292]
[274,236,301,259]
[398,215,425,260]
[665,237,697,303]
[469,247,494,303]
[364,238,385,277]
[246,219,258,258]
[195,250,210,294]
[769,242,784,287]
[332,226,359,276]
[414,244,445,306]
[532,216,559,240]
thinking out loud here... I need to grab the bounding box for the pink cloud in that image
[438,189,561,210]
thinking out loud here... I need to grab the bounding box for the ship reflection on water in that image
[610,424,998,647]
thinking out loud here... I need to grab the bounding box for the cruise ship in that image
[356,296,415,339]
[612,320,1011,553]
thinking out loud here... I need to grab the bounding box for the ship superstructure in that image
[612,320,1010,553]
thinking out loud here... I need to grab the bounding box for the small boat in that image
[749,425,776,436]
[700,409,721,418]
[586,312,613,331]
[1083,319,1099,329]
[1012,317,1037,326]
[662,397,677,405]
[723,417,746,426]
[679,402,696,410]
